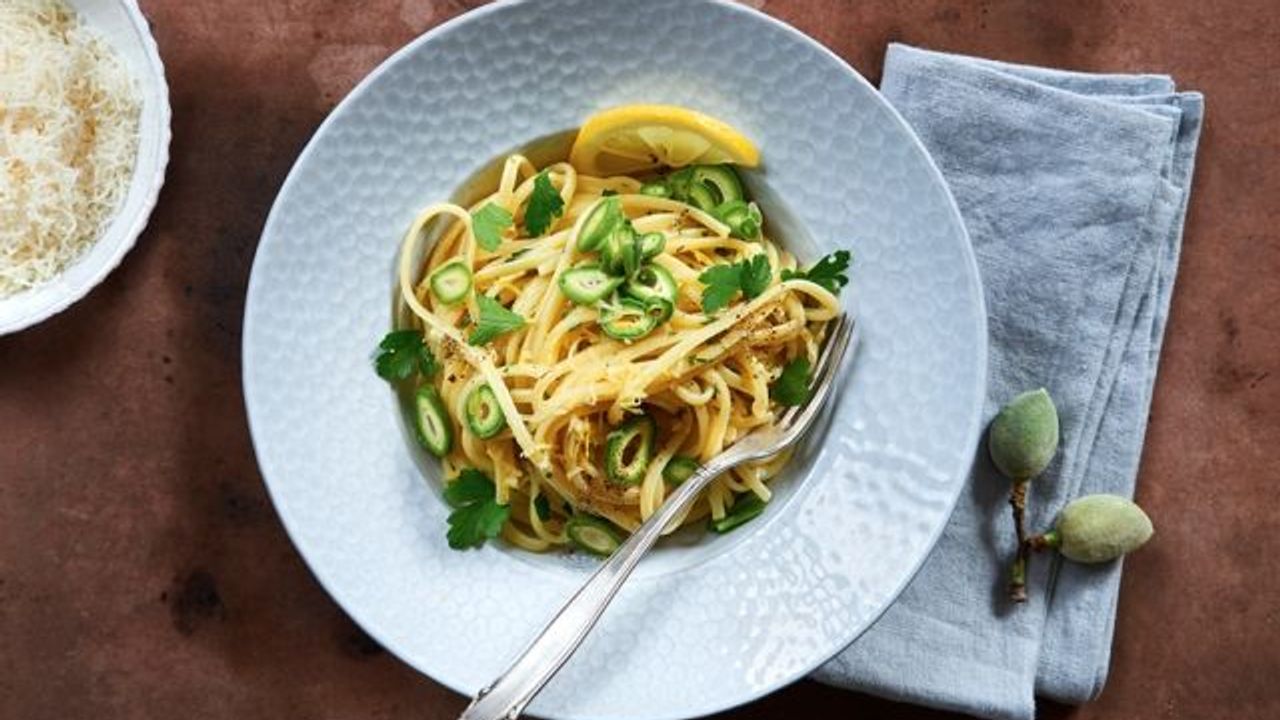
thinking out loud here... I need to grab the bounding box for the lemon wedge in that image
[569,104,760,176]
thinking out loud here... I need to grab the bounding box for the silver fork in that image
[459,314,856,720]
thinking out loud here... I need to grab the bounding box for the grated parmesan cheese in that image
[0,0,141,298]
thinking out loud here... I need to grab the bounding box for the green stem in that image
[1008,479,1030,603]
[1009,553,1028,602]
[1029,529,1060,552]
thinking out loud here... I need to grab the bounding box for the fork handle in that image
[458,454,736,720]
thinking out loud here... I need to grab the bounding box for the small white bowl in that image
[0,0,171,336]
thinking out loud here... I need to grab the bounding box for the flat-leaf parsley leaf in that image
[740,253,772,300]
[524,171,565,236]
[472,203,513,252]
[698,263,742,313]
[771,357,811,406]
[780,249,852,294]
[374,329,437,381]
[444,469,510,549]
[468,294,526,345]
[698,253,772,313]
[444,468,494,507]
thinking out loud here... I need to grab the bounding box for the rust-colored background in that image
[2,1,1278,718]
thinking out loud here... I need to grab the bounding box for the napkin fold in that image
[813,44,1203,719]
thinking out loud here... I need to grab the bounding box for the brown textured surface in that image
[1,1,1277,718]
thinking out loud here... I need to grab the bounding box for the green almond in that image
[988,388,1060,481]
[1056,494,1154,563]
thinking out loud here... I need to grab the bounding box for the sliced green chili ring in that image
[566,515,622,556]
[623,264,677,306]
[413,385,453,457]
[637,232,666,261]
[741,201,763,239]
[666,167,695,200]
[643,297,674,324]
[709,493,767,534]
[558,264,622,305]
[712,199,747,218]
[691,164,746,205]
[577,196,622,251]
[464,383,506,439]
[429,261,472,305]
[712,200,749,225]
[662,456,700,486]
[599,224,639,277]
[687,182,718,212]
[605,414,656,485]
[639,181,671,198]
[712,200,762,240]
[599,297,657,342]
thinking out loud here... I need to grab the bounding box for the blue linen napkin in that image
[812,44,1203,719]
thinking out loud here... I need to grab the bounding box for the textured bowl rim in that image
[244,1,988,717]
[0,0,172,336]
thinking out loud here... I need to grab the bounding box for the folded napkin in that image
[813,44,1203,719]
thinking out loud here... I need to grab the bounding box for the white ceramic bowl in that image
[244,1,987,718]
[0,0,171,336]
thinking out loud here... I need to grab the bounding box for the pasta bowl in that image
[242,0,987,717]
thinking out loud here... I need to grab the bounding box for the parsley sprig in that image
[524,171,565,236]
[780,250,852,294]
[374,329,437,381]
[472,203,513,252]
[468,294,526,346]
[698,253,772,314]
[771,357,811,406]
[444,469,510,549]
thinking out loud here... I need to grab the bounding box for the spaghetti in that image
[394,153,843,552]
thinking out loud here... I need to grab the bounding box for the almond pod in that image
[988,388,1060,481]
[1056,494,1154,563]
